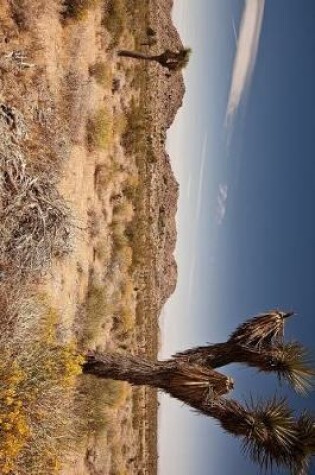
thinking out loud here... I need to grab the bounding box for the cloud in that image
[195,134,208,221]
[225,0,265,126]
[216,184,228,224]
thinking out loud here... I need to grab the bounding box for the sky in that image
[158,1,315,474]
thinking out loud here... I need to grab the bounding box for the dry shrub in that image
[112,201,134,224]
[95,238,111,263]
[78,375,129,434]
[119,306,135,332]
[122,97,146,154]
[89,61,113,88]
[113,113,127,137]
[124,172,139,200]
[62,0,101,20]
[112,223,129,249]
[95,163,124,194]
[88,107,113,150]
[0,112,71,281]
[9,0,61,30]
[0,296,84,474]
[83,284,113,346]
[103,0,126,47]
[116,245,133,270]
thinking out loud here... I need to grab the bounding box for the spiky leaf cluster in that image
[229,310,292,348]
[265,344,315,395]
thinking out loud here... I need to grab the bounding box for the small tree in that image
[118,47,192,73]
[82,310,315,473]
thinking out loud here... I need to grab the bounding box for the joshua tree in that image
[82,310,315,473]
[83,352,314,474]
[118,47,192,72]
[174,311,314,394]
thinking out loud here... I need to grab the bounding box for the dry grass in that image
[78,376,129,435]
[82,283,113,346]
[87,107,113,150]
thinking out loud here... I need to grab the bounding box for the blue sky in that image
[159,1,315,474]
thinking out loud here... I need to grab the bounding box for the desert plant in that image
[103,0,126,47]
[191,396,315,475]
[83,350,315,474]
[112,201,134,224]
[62,0,101,20]
[115,244,133,270]
[81,308,315,473]
[229,310,294,348]
[0,296,83,474]
[174,311,315,394]
[78,375,129,435]
[112,222,129,249]
[89,62,113,88]
[87,107,113,149]
[0,109,71,280]
[83,284,113,345]
[83,352,234,404]
[118,47,192,73]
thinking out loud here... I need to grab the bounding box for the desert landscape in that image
[0,0,185,473]
[1,2,314,475]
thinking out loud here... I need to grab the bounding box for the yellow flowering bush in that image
[0,297,84,474]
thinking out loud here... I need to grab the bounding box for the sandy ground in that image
[33,6,144,475]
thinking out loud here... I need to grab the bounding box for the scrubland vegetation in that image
[0,0,159,472]
[0,293,83,474]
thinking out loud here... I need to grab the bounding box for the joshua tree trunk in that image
[83,352,233,406]
[118,50,162,63]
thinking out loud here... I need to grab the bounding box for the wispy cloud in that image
[195,134,208,222]
[226,0,265,126]
[216,184,228,224]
